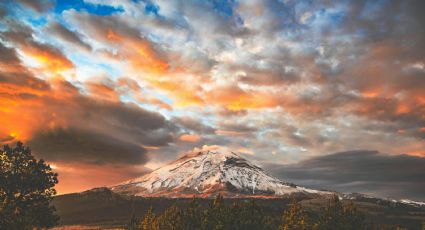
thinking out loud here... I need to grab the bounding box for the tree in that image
[236,199,274,230]
[313,195,368,230]
[141,206,158,230]
[202,193,229,230]
[279,197,307,230]
[0,142,59,230]
[182,197,202,230]
[157,204,184,230]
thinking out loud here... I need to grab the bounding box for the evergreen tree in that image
[0,142,59,230]
[157,204,184,230]
[202,193,228,230]
[313,195,368,230]
[236,199,273,230]
[182,197,203,230]
[141,206,158,230]
[279,197,307,230]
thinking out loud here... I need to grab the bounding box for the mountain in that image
[110,148,331,198]
[53,148,425,228]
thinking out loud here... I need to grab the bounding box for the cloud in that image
[84,80,120,101]
[179,134,201,142]
[1,0,425,196]
[173,117,215,135]
[15,0,54,13]
[1,21,74,75]
[44,22,92,51]
[29,127,148,165]
[0,42,175,162]
[266,150,425,201]
[63,9,206,107]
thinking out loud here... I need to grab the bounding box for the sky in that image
[0,0,424,200]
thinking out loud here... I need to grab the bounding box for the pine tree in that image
[237,199,273,230]
[182,197,203,230]
[313,195,368,230]
[313,195,344,230]
[211,198,272,230]
[141,206,158,230]
[279,197,307,230]
[202,193,228,230]
[157,204,184,230]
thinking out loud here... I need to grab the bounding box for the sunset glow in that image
[0,0,424,200]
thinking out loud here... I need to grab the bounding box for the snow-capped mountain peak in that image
[111,148,330,198]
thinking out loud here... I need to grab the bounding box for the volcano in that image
[111,148,331,198]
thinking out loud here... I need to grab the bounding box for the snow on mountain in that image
[111,147,332,198]
[398,199,425,207]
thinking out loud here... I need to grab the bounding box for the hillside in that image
[52,188,425,229]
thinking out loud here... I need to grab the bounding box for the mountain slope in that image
[111,149,331,198]
[53,188,425,229]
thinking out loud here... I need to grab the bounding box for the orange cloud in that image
[179,134,201,142]
[361,90,380,98]
[85,81,120,102]
[215,130,249,137]
[102,29,206,107]
[147,79,204,107]
[106,29,168,76]
[20,44,74,76]
[0,79,74,142]
[205,85,278,111]
[237,147,255,155]
[395,103,410,115]
[407,151,425,157]
[134,94,173,110]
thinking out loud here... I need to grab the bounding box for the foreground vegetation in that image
[127,194,416,230]
[0,142,58,230]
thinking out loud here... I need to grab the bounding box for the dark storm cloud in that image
[29,127,148,165]
[31,89,177,149]
[45,22,91,51]
[0,40,176,165]
[266,150,425,201]
[1,74,176,164]
[351,97,425,139]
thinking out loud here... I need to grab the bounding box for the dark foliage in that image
[132,194,374,230]
[0,142,59,230]
[279,197,307,230]
[51,182,422,229]
[312,195,368,230]
[135,194,274,230]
